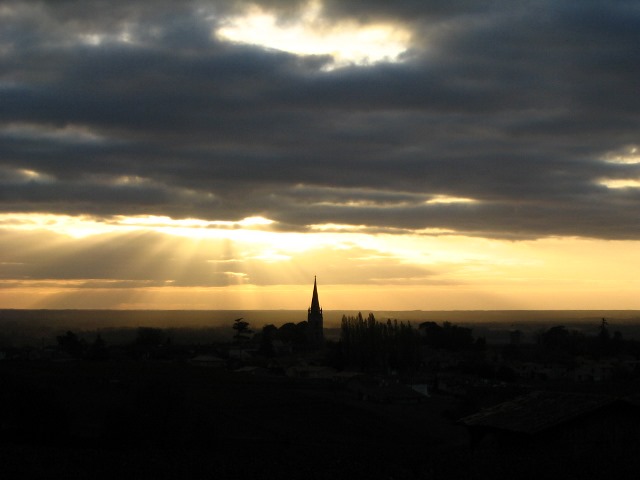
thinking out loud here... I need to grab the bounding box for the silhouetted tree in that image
[539,325,570,350]
[56,330,84,358]
[418,321,474,350]
[536,325,590,361]
[598,318,610,342]
[277,322,308,348]
[258,324,277,357]
[232,318,252,343]
[86,333,109,361]
[135,327,165,346]
[340,313,420,371]
[596,318,611,355]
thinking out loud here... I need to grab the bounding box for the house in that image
[346,375,425,403]
[436,373,495,396]
[455,391,640,478]
[459,390,640,452]
[572,359,615,382]
[512,362,571,381]
[331,370,362,383]
[189,354,226,368]
[410,383,430,397]
[234,366,270,376]
[228,347,256,362]
[285,365,335,379]
[271,339,293,356]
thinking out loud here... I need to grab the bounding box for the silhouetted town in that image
[2,281,640,479]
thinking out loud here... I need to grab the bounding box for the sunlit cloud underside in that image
[215,1,411,68]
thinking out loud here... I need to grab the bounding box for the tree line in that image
[338,313,421,372]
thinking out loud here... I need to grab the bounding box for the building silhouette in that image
[307,276,324,346]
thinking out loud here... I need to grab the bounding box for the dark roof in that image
[347,376,424,402]
[460,391,620,435]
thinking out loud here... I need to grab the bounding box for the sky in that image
[1,0,640,311]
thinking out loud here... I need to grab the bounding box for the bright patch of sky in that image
[603,146,640,164]
[215,1,411,69]
[599,179,640,189]
[0,214,277,239]
[425,195,478,205]
[597,146,640,189]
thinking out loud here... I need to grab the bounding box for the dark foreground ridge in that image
[2,359,640,480]
[0,360,464,480]
[3,308,640,479]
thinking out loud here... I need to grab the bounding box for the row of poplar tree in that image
[340,313,421,371]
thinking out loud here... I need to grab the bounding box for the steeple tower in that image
[307,276,324,346]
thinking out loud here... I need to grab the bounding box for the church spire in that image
[310,275,320,313]
[307,276,323,346]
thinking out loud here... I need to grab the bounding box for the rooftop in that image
[459,390,620,435]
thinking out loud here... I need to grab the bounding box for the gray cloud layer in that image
[2,0,640,239]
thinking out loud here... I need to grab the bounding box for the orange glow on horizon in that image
[2,213,640,310]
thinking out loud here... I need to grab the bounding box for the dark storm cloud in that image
[1,0,640,238]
